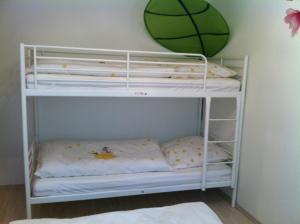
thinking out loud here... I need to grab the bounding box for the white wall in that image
[209,0,300,223]
[1,1,300,223]
[37,97,199,142]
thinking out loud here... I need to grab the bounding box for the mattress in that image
[32,164,232,197]
[10,202,223,224]
[26,74,240,92]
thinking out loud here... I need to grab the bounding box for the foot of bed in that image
[26,203,32,219]
[231,187,237,207]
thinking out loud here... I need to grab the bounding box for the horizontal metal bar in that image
[29,181,232,205]
[36,56,127,63]
[24,44,206,57]
[34,67,205,75]
[209,118,237,121]
[25,89,242,98]
[207,161,234,165]
[208,140,237,144]
[130,60,205,66]
[36,56,205,66]
[28,80,205,87]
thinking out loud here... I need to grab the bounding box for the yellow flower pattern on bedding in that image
[173,62,237,79]
[161,136,229,169]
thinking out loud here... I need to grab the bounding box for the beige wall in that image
[0,0,300,223]
[210,0,300,223]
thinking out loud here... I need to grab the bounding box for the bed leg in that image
[26,202,32,219]
[231,187,237,207]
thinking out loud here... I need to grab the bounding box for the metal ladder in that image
[201,96,242,207]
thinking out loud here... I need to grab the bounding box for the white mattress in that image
[32,164,232,197]
[10,202,223,224]
[26,74,240,92]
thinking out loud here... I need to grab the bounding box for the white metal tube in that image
[231,96,241,188]
[34,67,205,76]
[36,56,206,67]
[36,56,127,64]
[131,60,205,66]
[34,97,39,142]
[24,44,206,58]
[196,99,202,135]
[231,56,249,207]
[208,140,236,144]
[203,58,208,91]
[20,43,32,219]
[202,97,211,190]
[24,44,205,59]
[208,161,234,165]
[126,51,130,88]
[33,47,37,88]
[209,118,237,121]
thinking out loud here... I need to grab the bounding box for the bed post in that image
[231,56,249,207]
[20,43,32,218]
[202,96,211,191]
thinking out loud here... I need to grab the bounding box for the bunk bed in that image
[20,44,249,219]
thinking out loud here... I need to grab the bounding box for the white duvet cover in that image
[27,60,176,78]
[10,202,223,224]
[26,74,241,92]
[35,139,170,178]
[27,60,236,79]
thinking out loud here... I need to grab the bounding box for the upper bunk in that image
[20,44,248,98]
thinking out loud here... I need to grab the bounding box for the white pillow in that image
[161,136,229,169]
[207,62,237,78]
[173,62,237,79]
[35,139,170,178]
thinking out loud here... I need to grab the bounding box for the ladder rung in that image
[209,118,236,121]
[208,140,236,144]
[207,161,234,165]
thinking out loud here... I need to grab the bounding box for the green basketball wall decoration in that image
[144,0,230,57]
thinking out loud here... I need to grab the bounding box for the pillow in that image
[173,62,237,79]
[207,62,237,78]
[161,136,229,169]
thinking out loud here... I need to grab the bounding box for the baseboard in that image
[217,189,262,224]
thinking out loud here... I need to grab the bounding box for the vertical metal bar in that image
[196,98,202,135]
[231,96,241,187]
[241,56,249,93]
[231,96,241,207]
[20,44,32,219]
[33,97,39,142]
[126,51,130,88]
[203,58,208,91]
[33,47,37,88]
[231,56,249,207]
[220,57,224,65]
[202,97,211,190]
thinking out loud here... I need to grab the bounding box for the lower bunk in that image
[29,136,234,204]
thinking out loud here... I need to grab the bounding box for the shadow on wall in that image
[0,61,24,185]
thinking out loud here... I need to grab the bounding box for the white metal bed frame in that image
[20,43,249,218]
